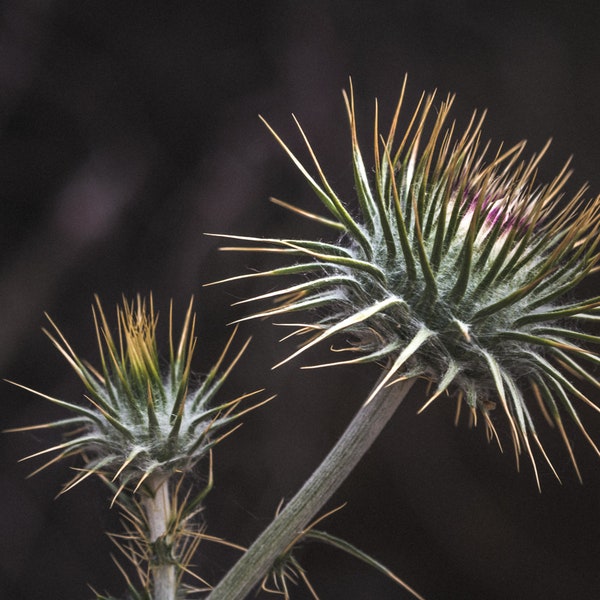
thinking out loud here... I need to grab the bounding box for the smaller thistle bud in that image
[212,81,600,487]
[8,295,267,497]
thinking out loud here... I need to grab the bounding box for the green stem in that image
[207,374,416,599]
[144,475,176,600]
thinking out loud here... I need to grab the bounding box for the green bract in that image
[213,82,600,486]
[10,295,264,497]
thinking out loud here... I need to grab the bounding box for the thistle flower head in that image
[10,295,266,495]
[214,81,600,485]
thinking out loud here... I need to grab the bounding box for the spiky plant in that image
[213,81,600,485]
[206,82,600,600]
[8,295,268,599]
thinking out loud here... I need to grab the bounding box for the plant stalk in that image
[207,374,416,599]
[144,475,176,600]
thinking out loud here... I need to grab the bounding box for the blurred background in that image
[2,1,600,598]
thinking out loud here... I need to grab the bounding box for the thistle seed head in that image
[214,81,600,486]
[9,295,267,496]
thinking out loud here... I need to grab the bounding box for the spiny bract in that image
[213,81,600,486]
[9,295,265,497]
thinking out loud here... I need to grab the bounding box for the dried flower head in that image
[212,81,600,486]
[9,295,266,496]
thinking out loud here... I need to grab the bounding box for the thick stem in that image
[144,475,177,600]
[208,375,416,600]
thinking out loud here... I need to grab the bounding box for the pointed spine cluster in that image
[7,295,271,597]
[212,80,600,485]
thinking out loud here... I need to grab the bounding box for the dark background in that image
[2,1,600,599]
